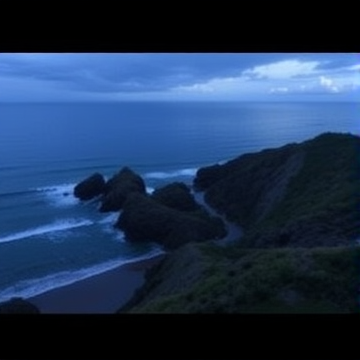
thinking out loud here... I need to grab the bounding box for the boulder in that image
[0,297,40,314]
[74,173,106,200]
[116,193,227,250]
[151,182,200,212]
[99,167,146,212]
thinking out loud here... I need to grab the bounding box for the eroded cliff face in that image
[195,132,360,248]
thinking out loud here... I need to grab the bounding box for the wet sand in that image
[28,254,165,314]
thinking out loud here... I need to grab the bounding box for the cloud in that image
[269,87,289,94]
[343,64,360,72]
[243,59,320,80]
[171,56,360,100]
[173,76,241,94]
[319,76,339,92]
[0,53,359,102]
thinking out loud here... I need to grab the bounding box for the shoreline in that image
[28,253,165,314]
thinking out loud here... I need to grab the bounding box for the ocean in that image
[0,101,359,302]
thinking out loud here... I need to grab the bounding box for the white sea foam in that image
[144,168,197,179]
[146,187,155,194]
[0,219,94,244]
[35,183,78,207]
[98,213,119,225]
[98,213,126,242]
[0,249,165,303]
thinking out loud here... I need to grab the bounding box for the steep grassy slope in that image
[195,133,360,247]
[121,243,359,313]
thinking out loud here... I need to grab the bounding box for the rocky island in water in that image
[1,132,359,313]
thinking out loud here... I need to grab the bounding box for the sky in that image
[0,53,359,102]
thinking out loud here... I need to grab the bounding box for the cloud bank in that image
[0,53,359,101]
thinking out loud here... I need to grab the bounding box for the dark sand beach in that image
[28,254,165,314]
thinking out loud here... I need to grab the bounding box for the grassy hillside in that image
[122,243,359,313]
[195,132,360,248]
[121,132,360,313]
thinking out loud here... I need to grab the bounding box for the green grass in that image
[129,243,359,313]
[242,133,360,246]
[125,134,360,314]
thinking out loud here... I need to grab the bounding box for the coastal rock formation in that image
[194,132,360,248]
[151,182,200,212]
[74,172,106,200]
[116,193,226,250]
[99,167,146,212]
[118,132,360,314]
[0,297,40,314]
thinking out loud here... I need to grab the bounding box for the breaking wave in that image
[144,168,197,179]
[0,219,94,244]
[0,248,165,303]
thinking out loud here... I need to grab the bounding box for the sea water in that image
[0,101,358,301]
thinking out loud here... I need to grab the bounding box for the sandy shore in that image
[28,254,165,314]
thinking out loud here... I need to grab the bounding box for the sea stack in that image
[74,173,106,200]
[99,167,146,212]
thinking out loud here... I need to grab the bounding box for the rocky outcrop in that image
[73,173,106,200]
[151,182,200,212]
[0,297,40,314]
[194,132,360,248]
[99,167,146,212]
[116,193,227,250]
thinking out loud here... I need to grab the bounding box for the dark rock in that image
[74,173,106,201]
[100,167,146,212]
[63,192,70,197]
[116,193,226,250]
[151,182,200,212]
[0,297,40,314]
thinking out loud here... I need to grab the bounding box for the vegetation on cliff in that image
[121,132,360,313]
[122,243,359,313]
[195,132,360,248]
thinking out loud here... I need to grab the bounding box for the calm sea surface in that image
[0,101,358,301]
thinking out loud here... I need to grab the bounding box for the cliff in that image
[194,132,360,248]
[121,132,360,313]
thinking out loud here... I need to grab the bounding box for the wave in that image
[0,219,94,244]
[0,184,78,208]
[98,213,119,225]
[42,164,116,176]
[146,187,155,194]
[0,165,32,172]
[0,189,38,199]
[35,183,78,207]
[0,248,165,303]
[144,168,198,179]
